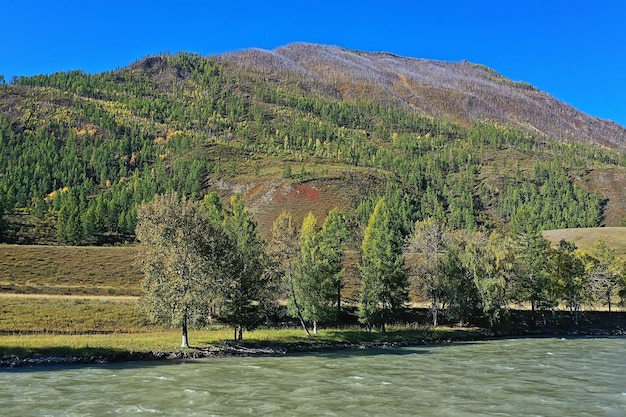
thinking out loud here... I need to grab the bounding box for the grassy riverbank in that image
[1,243,625,366]
[0,325,489,366]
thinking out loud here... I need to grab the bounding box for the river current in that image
[2,337,625,416]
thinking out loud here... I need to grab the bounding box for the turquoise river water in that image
[1,337,625,416]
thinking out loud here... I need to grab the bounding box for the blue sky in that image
[3,1,625,126]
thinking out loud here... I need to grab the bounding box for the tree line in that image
[137,192,626,346]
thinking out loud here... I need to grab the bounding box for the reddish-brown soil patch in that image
[274,183,321,202]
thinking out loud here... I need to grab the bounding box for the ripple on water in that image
[2,338,626,417]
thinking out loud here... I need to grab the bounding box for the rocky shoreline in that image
[3,324,625,368]
[0,340,428,368]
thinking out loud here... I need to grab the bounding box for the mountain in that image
[1,43,626,245]
[223,43,626,151]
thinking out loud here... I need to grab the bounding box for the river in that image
[2,337,625,416]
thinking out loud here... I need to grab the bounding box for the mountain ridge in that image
[222,43,626,151]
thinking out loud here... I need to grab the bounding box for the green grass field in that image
[0,325,484,360]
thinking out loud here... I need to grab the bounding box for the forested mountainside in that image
[1,43,625,245]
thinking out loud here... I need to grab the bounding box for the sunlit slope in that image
[543,227,626,258]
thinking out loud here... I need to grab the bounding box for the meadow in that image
[543,227,626,258]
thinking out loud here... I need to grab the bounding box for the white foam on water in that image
[117,405,163,414]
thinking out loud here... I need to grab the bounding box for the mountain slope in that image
[223,43,626,151]
[1,44,626,245]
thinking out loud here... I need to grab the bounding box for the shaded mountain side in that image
[223,43,626,151]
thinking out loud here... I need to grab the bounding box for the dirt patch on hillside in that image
[273,183,321,202]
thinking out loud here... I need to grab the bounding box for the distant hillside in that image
[1,43,626,245]
[223,43,626,151]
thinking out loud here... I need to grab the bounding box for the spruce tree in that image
[509,205,552,325]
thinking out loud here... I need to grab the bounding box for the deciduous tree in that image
[550,240,587,324]
[269,210,311,337]
[461,231,514,330]
[406,217,448,326]
[136,192,226,347]
[588,236,622,313]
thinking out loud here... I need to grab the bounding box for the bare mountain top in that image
[223,43,626,151]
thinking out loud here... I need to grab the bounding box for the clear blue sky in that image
[2,0,625,126]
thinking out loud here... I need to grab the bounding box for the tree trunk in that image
[238,326,243,340]
[289,276,312,337]
[337,285,342,319]
[431,296,438,327]
[181,315,189,348]
[297,315,312,337]
[313,320,318,335]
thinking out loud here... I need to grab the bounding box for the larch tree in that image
[136,192,226,348]
[359,197,408,332]
[319,207,347,316]
[292,211,344,334]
